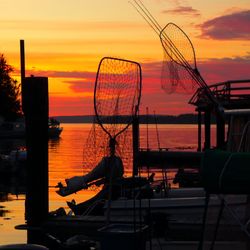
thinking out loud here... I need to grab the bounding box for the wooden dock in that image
[138,150,202,169]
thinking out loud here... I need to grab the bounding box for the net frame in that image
[160,23,198,94]
[160,23,219,106]
[94,57,142,144]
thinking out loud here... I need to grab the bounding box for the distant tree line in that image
[54,114,217,124]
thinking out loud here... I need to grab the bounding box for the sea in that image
[0,123,216,245]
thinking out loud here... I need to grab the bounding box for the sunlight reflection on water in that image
[0,123,216,245]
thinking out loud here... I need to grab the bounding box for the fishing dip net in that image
[160,23,198,95]
[82,121,133,175]
[94,57,141,152]
[82,57,141,176]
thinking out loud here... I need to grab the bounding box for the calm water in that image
[0,123,216,245]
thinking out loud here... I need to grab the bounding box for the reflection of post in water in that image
[48,137,61,150]
[0,139,25,155]
[0,147,27,196]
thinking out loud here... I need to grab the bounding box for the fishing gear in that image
[130,0,223,114]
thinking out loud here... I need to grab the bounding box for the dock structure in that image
[137,150,202,169]
[189,80,250,250]
[19,78,250,249]
[189,79,250,151]
[130,80,250,176]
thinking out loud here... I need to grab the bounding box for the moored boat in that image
[48,118,63,138]
[51,79,250,246]
[0,117,63,139]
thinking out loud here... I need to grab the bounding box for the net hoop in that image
[160,22,198,72]
[94,56,142,141]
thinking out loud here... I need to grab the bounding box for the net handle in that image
[93,56,142,140]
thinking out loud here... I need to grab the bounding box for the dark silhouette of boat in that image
[0,117,63,139]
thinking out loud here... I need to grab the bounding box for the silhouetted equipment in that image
[93,57,142,225]
[81,57,142,179]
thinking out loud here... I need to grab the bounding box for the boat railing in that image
[189,79,250,107]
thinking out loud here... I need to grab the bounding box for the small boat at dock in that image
[48,118,63,138]
[0,117,63,139]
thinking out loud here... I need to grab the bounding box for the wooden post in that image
[197,110,202,152]
[204,109,211,150]
[22,76,49,244]
[132,115,139,177]
[20,40,25,83]
[20,40,25,110]
[216,114,225,149]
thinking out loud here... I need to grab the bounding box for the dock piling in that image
[22,76,49,244]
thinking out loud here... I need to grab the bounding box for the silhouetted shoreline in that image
[53,114,217,124]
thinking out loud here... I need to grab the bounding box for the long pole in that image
[20,40,25,82]
[20,40,25,108]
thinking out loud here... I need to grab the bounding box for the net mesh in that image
[160,23,198,95]
[82,121,132,173]
[94,57,141,139]
[82,57,140,173]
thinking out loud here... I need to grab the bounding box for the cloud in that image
[24,69,96,80]
[162,6,200,17]
[49,96,94,116]
[28,55,250,116]
[200,10,250,40]
[141,54,250,88]
[25,55,250,94]
[64,80,94,94]
[139,55,250,115]
[22,69,96,94]
[199,54,250,84]
[0,20,145,31]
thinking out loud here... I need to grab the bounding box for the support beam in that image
[197,110,202,152]
[132,115,139,176]
[204,110,211,150]
[216,114,225,149]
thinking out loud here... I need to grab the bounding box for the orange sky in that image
[1,0,250,116]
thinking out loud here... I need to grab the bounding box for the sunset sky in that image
[1,0,250,116]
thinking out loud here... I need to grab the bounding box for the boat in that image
[46,79,250,249]
[129,79,250,239]
[0,117,63,139]
[0,120,25,139]
[48,118,63,138]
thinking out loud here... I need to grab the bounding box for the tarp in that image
[201,149,250,194]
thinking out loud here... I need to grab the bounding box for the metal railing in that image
[189,79,250,107]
